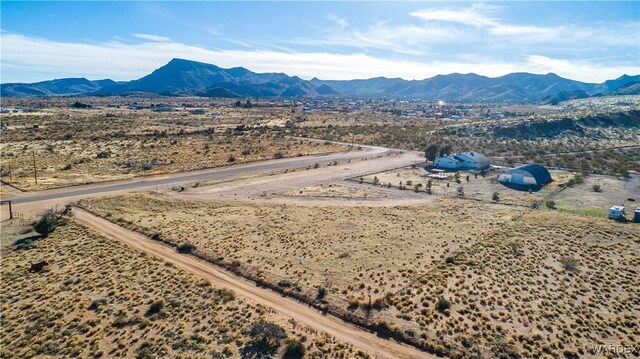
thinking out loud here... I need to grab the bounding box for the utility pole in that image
[32,151,38,186]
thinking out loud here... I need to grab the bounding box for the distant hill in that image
[94,58,334,97]
[312,72,636,102]
[613,80,640,95]
[1,78,117,96]
[1,58,637,102]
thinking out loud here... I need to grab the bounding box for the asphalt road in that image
[9,143,391,205]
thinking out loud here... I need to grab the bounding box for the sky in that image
[1,1,639,83]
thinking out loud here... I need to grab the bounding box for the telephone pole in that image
[32,151,38,186]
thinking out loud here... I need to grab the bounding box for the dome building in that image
[498,164,552,191]
[433,151,491,171]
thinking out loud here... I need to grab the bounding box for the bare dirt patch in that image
[280,183,391,199]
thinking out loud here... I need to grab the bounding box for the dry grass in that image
[78,192,517,317]
[394,211,639,358]
[1,112,343,191]
[279,184,391,199]
[79,192,640,357]
[0,219,366,358]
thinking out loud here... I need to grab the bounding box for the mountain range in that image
[2,58,638,102]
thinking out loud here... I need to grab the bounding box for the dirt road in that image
[72,207,434,359]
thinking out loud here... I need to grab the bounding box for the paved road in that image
[9,144,392,205]
[3,140,434,358]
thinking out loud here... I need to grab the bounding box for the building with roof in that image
[433,151,491,171]
[498,164,552,191]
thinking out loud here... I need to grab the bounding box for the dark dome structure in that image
[498,164,552,191]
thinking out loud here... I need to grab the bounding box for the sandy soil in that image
[71,208,434,359]
[1,216,371,358]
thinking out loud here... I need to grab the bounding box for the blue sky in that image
[1,1,639,83]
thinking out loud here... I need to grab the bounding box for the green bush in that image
[249,320,286,352]
[177,243,196,253]
[316,286,327,300]
[146,300,165,316]
[33,206,71,237]
[283,339,305,359]
[436,298,451,312]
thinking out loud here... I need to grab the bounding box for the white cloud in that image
[410,6,557,38]
[132,33,172,42]
[326,15,348,30]
[294,21,463,56]
[409,5,639,47]
[410,8,496,27]
[525,55,638,82]
[0,33,637,84]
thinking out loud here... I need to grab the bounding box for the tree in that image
[456,186,465,197]
[283,339,306,359]
[492,192,500,202]
[439,145,453,156]
[249,320,286,352]
[33,205,71,237]
[424,144,440,161]
[316,286,327,300]
[592,184,602,192]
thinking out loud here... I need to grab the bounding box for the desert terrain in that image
[2,96,639,359]
[1,218,368,358]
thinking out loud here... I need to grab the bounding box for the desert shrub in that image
[96,151,111,159]
[456,186,465,197]
[136,342,153,359]
[227,155,236,163]
[316,286,327,300]
[139,160,154,171]
[216,288,236,303]
[273,151,284,159]
[88,297,108,311]
[545,200,556,209]
[33,206,71,237]
[249,320,286,352]
[372,321,403,338]
[492,192,500,202]
[177,243,196,254]
[278,279,292,288]
[146,300,165,316]
[592,184,602,192]
[283,339,305,359]
[491,336,521,359]
[559,257,580,272]
[436,298,451,312]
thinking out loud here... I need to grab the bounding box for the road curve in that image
[72,208,434,359]
[11,144,391,205]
